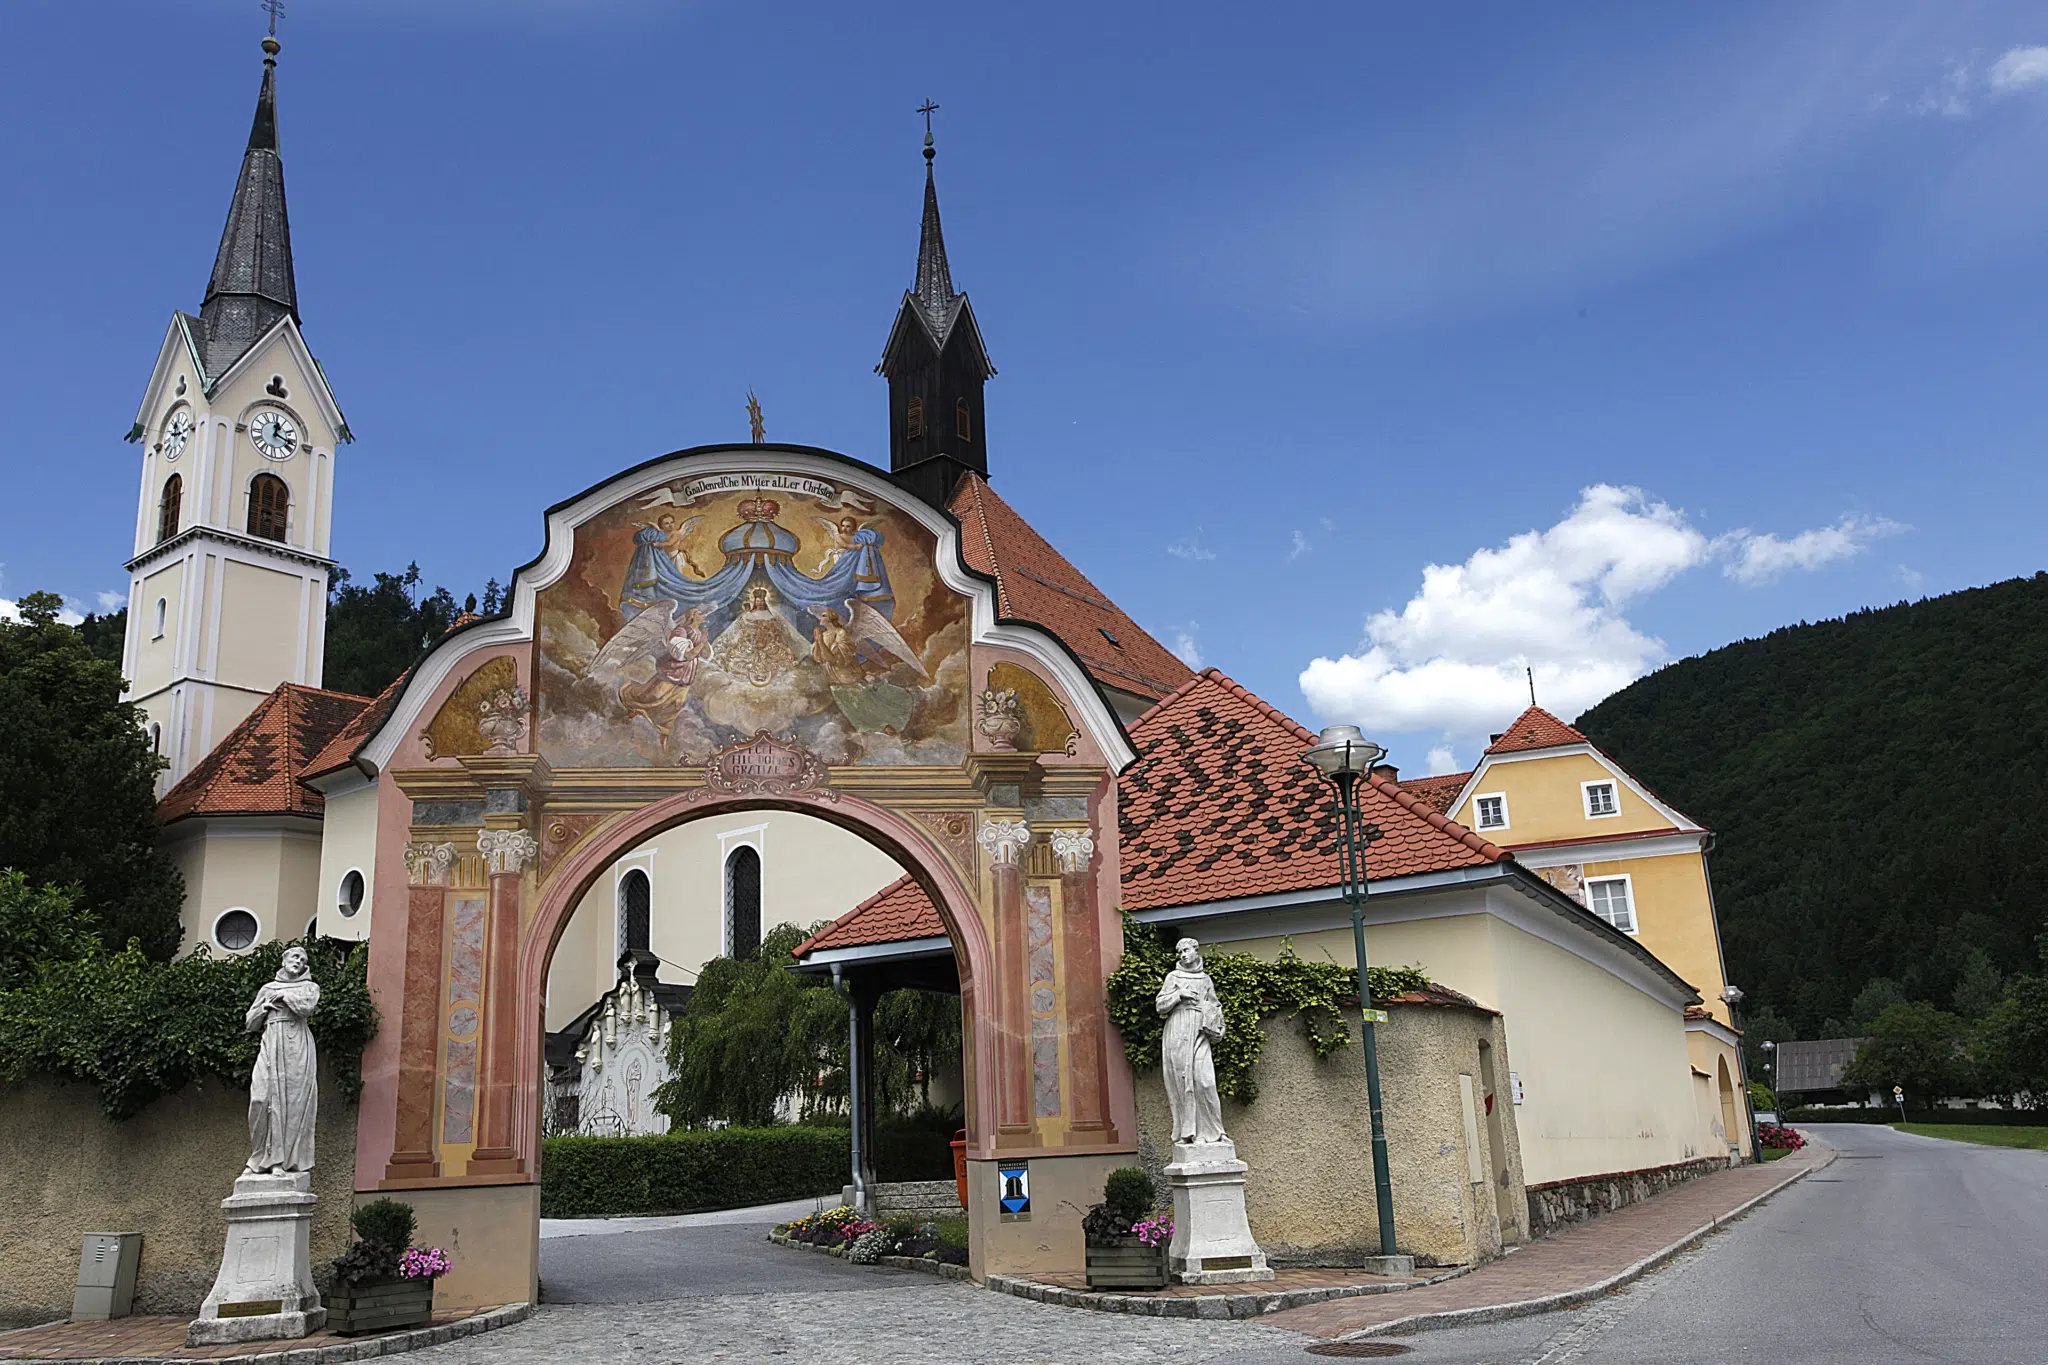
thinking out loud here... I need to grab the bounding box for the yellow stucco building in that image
[1409,705,1753,1161]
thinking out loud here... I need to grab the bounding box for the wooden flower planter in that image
[329,1276,434,1335]
[1084,1240,1167,1291]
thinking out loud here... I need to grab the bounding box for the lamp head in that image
[1720,985,1744,1005]
[1302,725,1388,782]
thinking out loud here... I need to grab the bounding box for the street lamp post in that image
[1302,725,1401,1263]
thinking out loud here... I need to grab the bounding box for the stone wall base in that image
[842,1180,965,1217]
[1526,1155,1733,1238]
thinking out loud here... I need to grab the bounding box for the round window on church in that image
[213,909,259,952]
[338,869,365,918]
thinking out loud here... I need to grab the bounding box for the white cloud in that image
[1166,534,1217,562]
[1896,564,1925,591]
[0,597,84,626]
[96,590,127,613]
[1990,46,2048,94]
[1300,485,1899,740]
[1287,530,1311,561]
[1715,514,1903,585]
[1424,745,1460,777]
[1169,623,1204,670]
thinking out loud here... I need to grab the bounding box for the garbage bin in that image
[72,1232,142,1321]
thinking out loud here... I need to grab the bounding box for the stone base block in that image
[1165,1139,1273,1285]
[1358,1254,1416,1278]
[187,1172,324,1346]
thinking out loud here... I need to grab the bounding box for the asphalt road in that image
[1219,1123,2048,1365]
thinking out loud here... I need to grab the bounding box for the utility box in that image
[72,1232,142,1321]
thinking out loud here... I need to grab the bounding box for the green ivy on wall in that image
[0,911,378,1121]
[1104,914,1431,1105]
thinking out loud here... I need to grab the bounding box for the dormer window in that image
[1582,780,1620,819]
[1474,793,1508,831]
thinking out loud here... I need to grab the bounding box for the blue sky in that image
[3,1,2045,774]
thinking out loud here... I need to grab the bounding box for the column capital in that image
[477,827,540,877]
[458,752,553,799]
[1048,826,1096,875]
[977,816,1033,867]
[402,840,456,887]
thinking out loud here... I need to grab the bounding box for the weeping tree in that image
[653,921,964,1129]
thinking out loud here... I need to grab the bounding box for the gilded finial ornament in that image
[746,389,765,444]
[262,0,284,53]
[918,99,939,161]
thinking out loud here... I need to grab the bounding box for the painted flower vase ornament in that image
[477,685,530,755]
[977,686,1022,751]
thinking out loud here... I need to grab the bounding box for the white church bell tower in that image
[121,31,349,787]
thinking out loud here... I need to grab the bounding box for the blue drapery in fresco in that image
[619,526,754,619]
[619,523,895,626]
[760,528,895,621]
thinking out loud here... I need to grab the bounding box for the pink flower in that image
[399,1246,451,1280]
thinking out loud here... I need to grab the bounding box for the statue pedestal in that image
[1164,1140,1273,1285]
[187,1173,326,1345]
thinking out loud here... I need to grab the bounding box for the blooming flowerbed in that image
[1756,1121,1806,1151]
[776,1206,970,1266]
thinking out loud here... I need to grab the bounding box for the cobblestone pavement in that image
[416,1284,1304,1365]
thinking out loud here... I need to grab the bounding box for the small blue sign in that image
[997,1162,1030,1220]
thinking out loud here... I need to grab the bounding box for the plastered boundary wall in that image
[1132,1002,1528,1268]
[0,1069,356,1327]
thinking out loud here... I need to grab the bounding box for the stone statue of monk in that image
[1156,937,1228,1144]
[244,946,321,1174]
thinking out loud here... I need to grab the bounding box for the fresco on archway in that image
[537,471,971,768]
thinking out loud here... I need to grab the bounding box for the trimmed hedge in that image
[1783,1106,2044,1126]
[541,1126,848,1218]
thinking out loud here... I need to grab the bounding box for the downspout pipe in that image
[831,962,868,1215]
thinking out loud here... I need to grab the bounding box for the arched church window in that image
[906,397,924,441]
[955,397,972,442]
[725,846,761,960]
[150,723,162,754]
[152,599,167,639]
[248,473,290,542]
[619,868,651,956]
[157,473,182,544]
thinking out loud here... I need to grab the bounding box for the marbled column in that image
[1051,827,1113,1137]
[468,826,539,1175]
[978,817,1034,1135]
[385,841,456,1182]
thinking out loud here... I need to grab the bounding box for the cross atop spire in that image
[264,0,285,38]
[197,29,299,378]
[911,100,958,341]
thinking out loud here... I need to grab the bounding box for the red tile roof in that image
[1398,771,1471,815]
[301,674,406,781]
[1117,669,1505,912]
[794,876,945,956]
[159,683,372,822]
[948,475,1193,702]
[1483,706,1589,755]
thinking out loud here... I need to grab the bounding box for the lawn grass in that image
[1758,1145,1793,1161]
[1894,1123,2048,1151]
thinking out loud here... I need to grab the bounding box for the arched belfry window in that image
[619,868,651,957]
[157,474,183,544]
[906,396,925,441]
[725,846,761,960]
[248,473,289,542]
[955,397,973,442]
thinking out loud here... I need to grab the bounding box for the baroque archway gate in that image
[346,448,1140,1307]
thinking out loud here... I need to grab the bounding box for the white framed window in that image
[212,908,260,952]
[1473,793,1509,831]
[337,868,366,918]
[1581,779,1620,819]
[1585,875,1636,933]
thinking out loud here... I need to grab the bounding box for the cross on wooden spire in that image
[263,0,285,37]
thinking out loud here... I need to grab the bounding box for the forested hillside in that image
[1576,573,2048,1040]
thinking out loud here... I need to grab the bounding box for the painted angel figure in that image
[653,513,707,579]
[609,604,711,736]
[1157,937,1228,1145]
[245,946,321,1174]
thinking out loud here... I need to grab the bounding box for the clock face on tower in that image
[249,410,299,461]
[162,408,193,461]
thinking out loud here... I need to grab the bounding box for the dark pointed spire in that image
[880,103,994,509]
[912,108,959,341]
[198,33,298,380]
